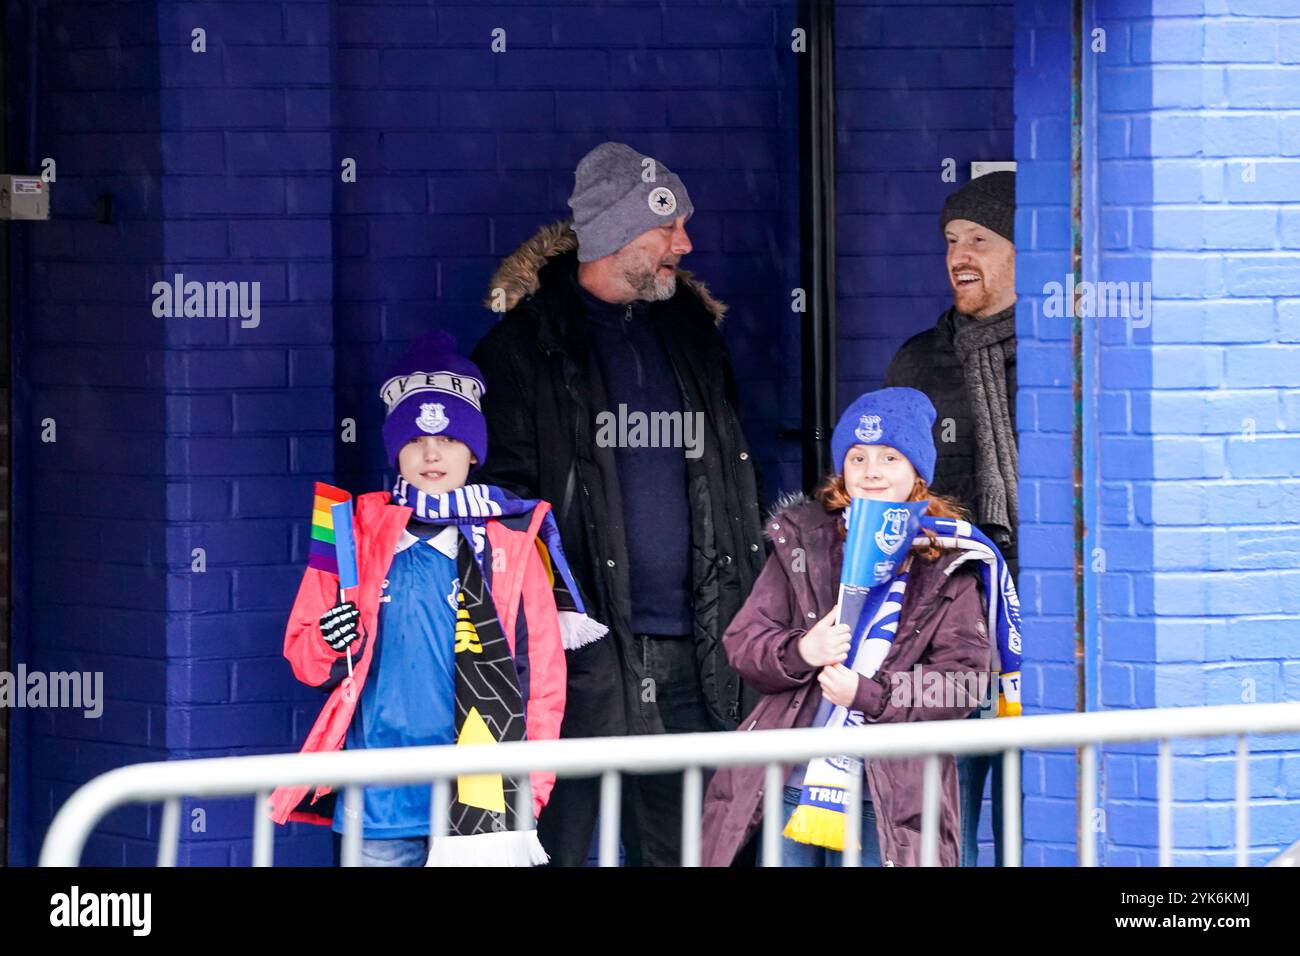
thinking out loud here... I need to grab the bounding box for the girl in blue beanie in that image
[700,387,1022,867]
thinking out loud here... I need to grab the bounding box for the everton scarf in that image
[783,510,1023,853]
[782,566,912,851]
[916,516,1023,717]
[393,478,608,651]
[390,479,605,866]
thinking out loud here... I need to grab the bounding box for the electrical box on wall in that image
[971,161,1016,179]
[0,175,50,220]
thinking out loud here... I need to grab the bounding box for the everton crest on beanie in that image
[378,330,487,468]
[830,387,937,485]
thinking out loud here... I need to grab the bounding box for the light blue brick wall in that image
[1014,0,1300,870]
[1094,0,1300,865]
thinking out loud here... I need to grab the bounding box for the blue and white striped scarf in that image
[391,478,607,650]
[783,514,1023,852]
[782,566,912,851]
[916,516,1022,716]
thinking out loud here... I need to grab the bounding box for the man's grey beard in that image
[624,267,677,302]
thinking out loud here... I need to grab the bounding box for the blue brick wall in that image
[16,0,1298,870]
[154,0,337,867]
[11,1,171,866]
[10,0,338,867]
[11,1,802,866]
[1013,0,1077,867]
[332,0,803,501]
[835,0,1014,406]
[1092,0,1300,865]
[1014,0,1300,866]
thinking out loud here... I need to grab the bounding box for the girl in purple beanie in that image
[271,331,607,866]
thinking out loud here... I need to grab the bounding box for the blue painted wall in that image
[11,0,1298,867]
[156,1,338,867]
[1092,0,1300,866]
[1013,0,1082,868]
[1015,0,1300,866]
[835,0,1014,407]
[329,1,804,501]
[11,0,170,866]
[10,0,802,866]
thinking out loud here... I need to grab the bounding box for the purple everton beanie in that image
[830,387,938,484]
[378,330,487,468]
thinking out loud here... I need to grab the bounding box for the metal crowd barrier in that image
[39,701,1300,867]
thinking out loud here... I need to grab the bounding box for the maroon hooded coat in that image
[700,495,995,867]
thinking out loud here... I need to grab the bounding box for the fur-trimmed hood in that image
[765,490,811,536]
[762,490,839,543]
[482,219,727,325]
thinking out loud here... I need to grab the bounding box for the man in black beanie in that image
[884,169,1019,867]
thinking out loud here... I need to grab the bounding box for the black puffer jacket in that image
[884,305,1019,578]
[469,220,766,738]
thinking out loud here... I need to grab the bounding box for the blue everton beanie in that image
[830,387,937,484]
[379,330,488,468]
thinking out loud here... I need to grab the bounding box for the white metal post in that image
[762,763,783,867]
[1080,744,1097,867]
[1002,748,1021,867]
[598,770,621,867]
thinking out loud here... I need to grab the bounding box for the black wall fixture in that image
[797,0,838,491]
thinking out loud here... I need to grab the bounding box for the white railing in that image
[39,701,1300,867]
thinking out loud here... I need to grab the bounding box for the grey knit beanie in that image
[940,170,1015,243]
[568,142,695,262]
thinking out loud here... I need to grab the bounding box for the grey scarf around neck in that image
[951,304,1018,549]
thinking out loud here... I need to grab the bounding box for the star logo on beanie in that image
[648,186,677,216]
[855,414,883,443]
[416,402,450,435]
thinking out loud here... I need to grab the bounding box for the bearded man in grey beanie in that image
[470,142,765,866]
[885,169,1020,868]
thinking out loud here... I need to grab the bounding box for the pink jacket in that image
[268,491,567,825]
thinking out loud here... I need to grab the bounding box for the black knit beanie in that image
[940,170,1015,243]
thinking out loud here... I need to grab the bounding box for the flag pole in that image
[341,585,353,678]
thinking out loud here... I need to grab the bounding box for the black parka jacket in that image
[469,220,766,738]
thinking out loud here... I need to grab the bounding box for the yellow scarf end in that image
[782,804,852,851]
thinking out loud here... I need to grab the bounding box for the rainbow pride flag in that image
[308,482,359,589]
